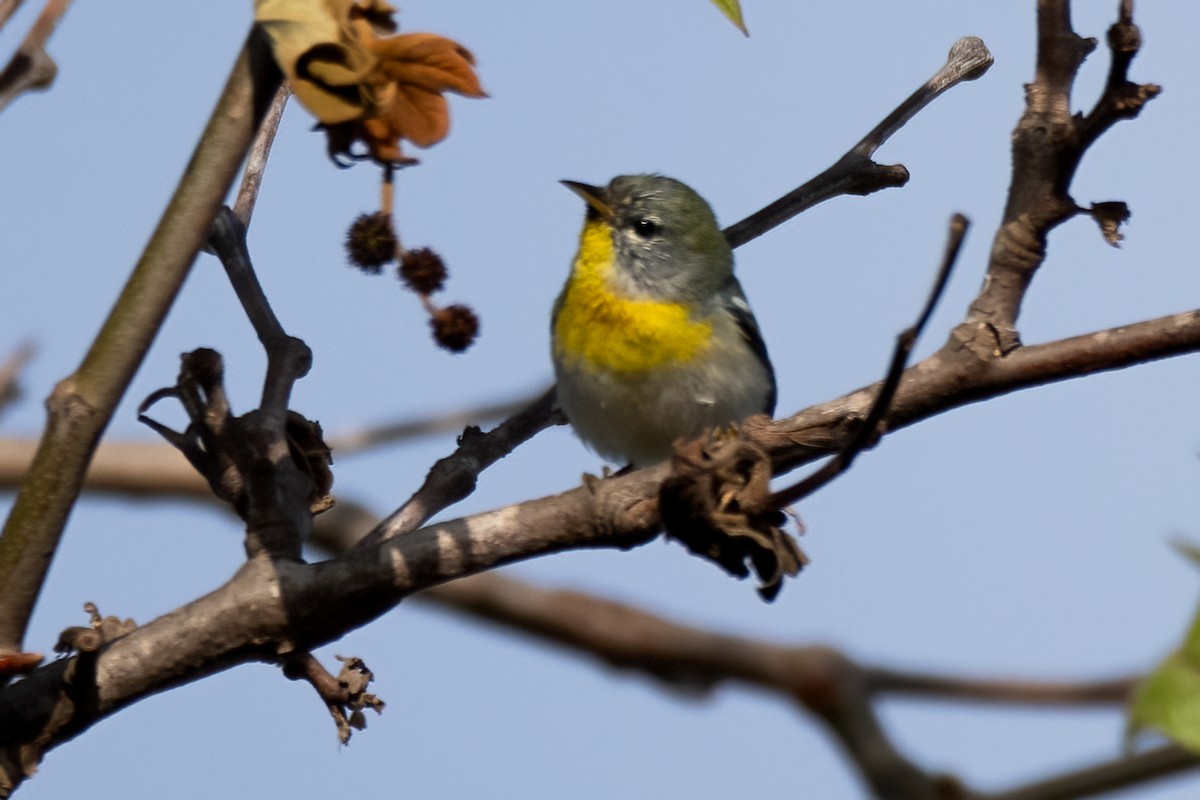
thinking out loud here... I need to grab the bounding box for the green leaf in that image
[708,0,748,36]
[1128,541,1200,751]
[1129,648,1200,751]
[1172,536,1200,570]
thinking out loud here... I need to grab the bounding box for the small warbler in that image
[551,174,776,467]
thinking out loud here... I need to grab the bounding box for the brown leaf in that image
[1090,201,1131,247]
[348,0,397,33]
[256,0,375,125]
[353,32,487,161]
[660,435,807,601]
[260,2,486,164]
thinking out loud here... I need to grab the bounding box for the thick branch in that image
[757,309,1200,473]
[4,305,1198,785]
[421,573,1141,800]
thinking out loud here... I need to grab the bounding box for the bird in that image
[551,174,775,467]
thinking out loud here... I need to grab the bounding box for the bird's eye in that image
[633,219,660,238]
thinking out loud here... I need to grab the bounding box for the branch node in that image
[54,602,135,656]
[283,652,385,745]
[138,349,333,559]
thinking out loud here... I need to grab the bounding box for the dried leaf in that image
[349,0,397,33]
[660,434,805,601]
[259,1,486,164]
[352,32,487,161]
[1090,201,1130,247]
[255,0,375,124]
[708,0,749,35]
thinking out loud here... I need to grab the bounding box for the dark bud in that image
[345,212,398,273]
[398,247,448,294]
[430,304,479,353]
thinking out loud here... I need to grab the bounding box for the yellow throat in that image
[554,219,713,375]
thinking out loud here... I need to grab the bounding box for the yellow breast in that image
[554,220,712,375]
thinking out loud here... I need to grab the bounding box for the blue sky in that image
[3,2,1200,798]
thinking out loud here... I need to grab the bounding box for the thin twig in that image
[0,342,34,420]
[767,214,967,507]
[282,652,384,745]
[0,29,282,654]
[380,163,395,216]
[208,207,311,421]
[0,0,25,30]
[358,388,564,546]
[868,668,1134,705]
[981,745,1199,800]
[327,391,545,455]
[723,37,992,249]
[341,41,994,550]
[232,84,291,228]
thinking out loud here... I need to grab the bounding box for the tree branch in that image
[0,343,34,421]
[359,387,565,546]
[0,28,282,655]
[768,214,966,508]
[723,36,992,248]
[756,308,1200,474]
[232,84,290,228]
[326,391,545,455]
[0,0,26,30]
[962,0,1157,356]
[981,745,1199,800]
[5,296,1197,791]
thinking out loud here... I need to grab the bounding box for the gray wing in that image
[720,275,777,416]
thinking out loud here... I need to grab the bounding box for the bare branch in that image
[0,0,27,30]
[723,36,992,248]
[232,84,291,228]
[207,208,311,422]
[282,652,384,745]
[359,388,565,546]
[962,0,1158,356]
[418,573,1150,800]
[868,668,1134,705]
[757,308,1200,474]
[0,28,283,654]
[0,438,208,499]
[0,343,34,421]
[981,745,1199,800]
[1079,1,1161,148]
[769,214,967,508]
[327,391,544,455]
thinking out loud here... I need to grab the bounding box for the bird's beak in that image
[561,180,613,221]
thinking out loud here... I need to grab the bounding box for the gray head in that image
[563,174,733,304]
